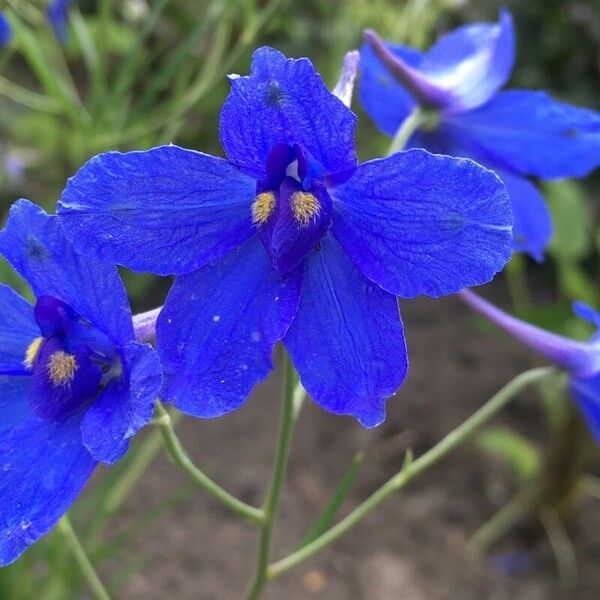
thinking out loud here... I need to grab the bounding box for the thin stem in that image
[387,106,426,155]
[154,402,264,525]
[57,516,111,600]
[268,367,554,580]
[245,354,302,600]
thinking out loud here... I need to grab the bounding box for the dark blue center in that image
[253,143,333,275]
[26,296,120,421]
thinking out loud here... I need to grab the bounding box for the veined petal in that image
[443,90,600,179]
[495,170,552,262]
[284,235,407,427]
[157,236,301,418]
[330,149,512,298]
[0,285,38,374]
[0,377,31,435]
[0,415,96,566]
[0,200,133,345]
[419,9,514,111]
[59,146,257,276]
[220,47,357,174]
[359,40,421,136]
[80,341,162,465]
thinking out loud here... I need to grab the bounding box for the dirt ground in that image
[104,293,600,599]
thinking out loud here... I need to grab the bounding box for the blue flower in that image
[58,47,512,427]
[460,290,600,443]
[360,11,600,262]
[0,12,12,48]
[47,0,76,43]
[0,200,162,565]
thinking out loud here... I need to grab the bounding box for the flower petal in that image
[0,415,96,566]
[220,47,357,174]
[330,149,512,298]
[0,377,31,435]
[443,90,600,179]
[570,376,600,444]
[0,285,38,374]
[495,170,552,262]
[0,200,133,345]
[419,9,514,111]
[80,341,162,465]
[359,40,421,136]
[59,146,257,276]
[157,236,301,417]
[284,235,407,427]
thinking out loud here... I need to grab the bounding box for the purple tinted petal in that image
[284,234,407,427]
[59,146,257,276]
[0,414,96,566]
[80,341,162,465]
[443,90,600,179]
[332,50,360,108]
[0,377,31,435]
[359,39,422,136]
[157,236,301,418]
[331,149,512,298]
[220,47,357,174]
[570,375,600,444]
[0,200,134,345]
[0,12,12,48]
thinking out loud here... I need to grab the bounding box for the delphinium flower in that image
[0,200,162,565]
[0,12,12,48]
[47,0,76,43]
[58,47,513,427]
[460,289,600,442]
[360,10,600,261]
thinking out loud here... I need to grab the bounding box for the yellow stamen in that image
[24,336,44,369]
[252,192,276,225]
[48,351,77,386]
[291,191,320,227]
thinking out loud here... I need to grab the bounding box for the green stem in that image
[245,354,302,600]
[387,106,427,155]
[154,402,264,525]
[57,516,111,600]
[268,366,554,580]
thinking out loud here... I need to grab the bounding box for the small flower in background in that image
[460,289,600,443]
[47,0,76,43]
[360,10,600,262]
[59,47,512,427]
[0,200,162,565]
[0,11,12,48]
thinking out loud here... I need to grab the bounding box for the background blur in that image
[1,1,600,598]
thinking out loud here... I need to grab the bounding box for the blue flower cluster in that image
[0,9,599,565]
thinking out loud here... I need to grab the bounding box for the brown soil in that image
[104,294,600,600]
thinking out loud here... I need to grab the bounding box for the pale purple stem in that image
[459,289,600,378]
[132,306,162,343]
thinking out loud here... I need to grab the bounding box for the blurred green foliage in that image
[0,0,599,597]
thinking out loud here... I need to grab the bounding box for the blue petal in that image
[0,415,96,566]
[47,0,74,43]
[495,170,552,262]
[0,200,134,346]
[0,12,12,48]
[359,41,421,136]
[0,377,31,435]
[59,146,256,276]
[443,90,600,179]
[80,341,162,465]
[157,236,301,417]
[0,285,38,374]
[220,47,357,174]
[284,234,408,427]
[418,9,515,112]
[330,149,513,298]
[570,375,600,444]
[573,301,600,329]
